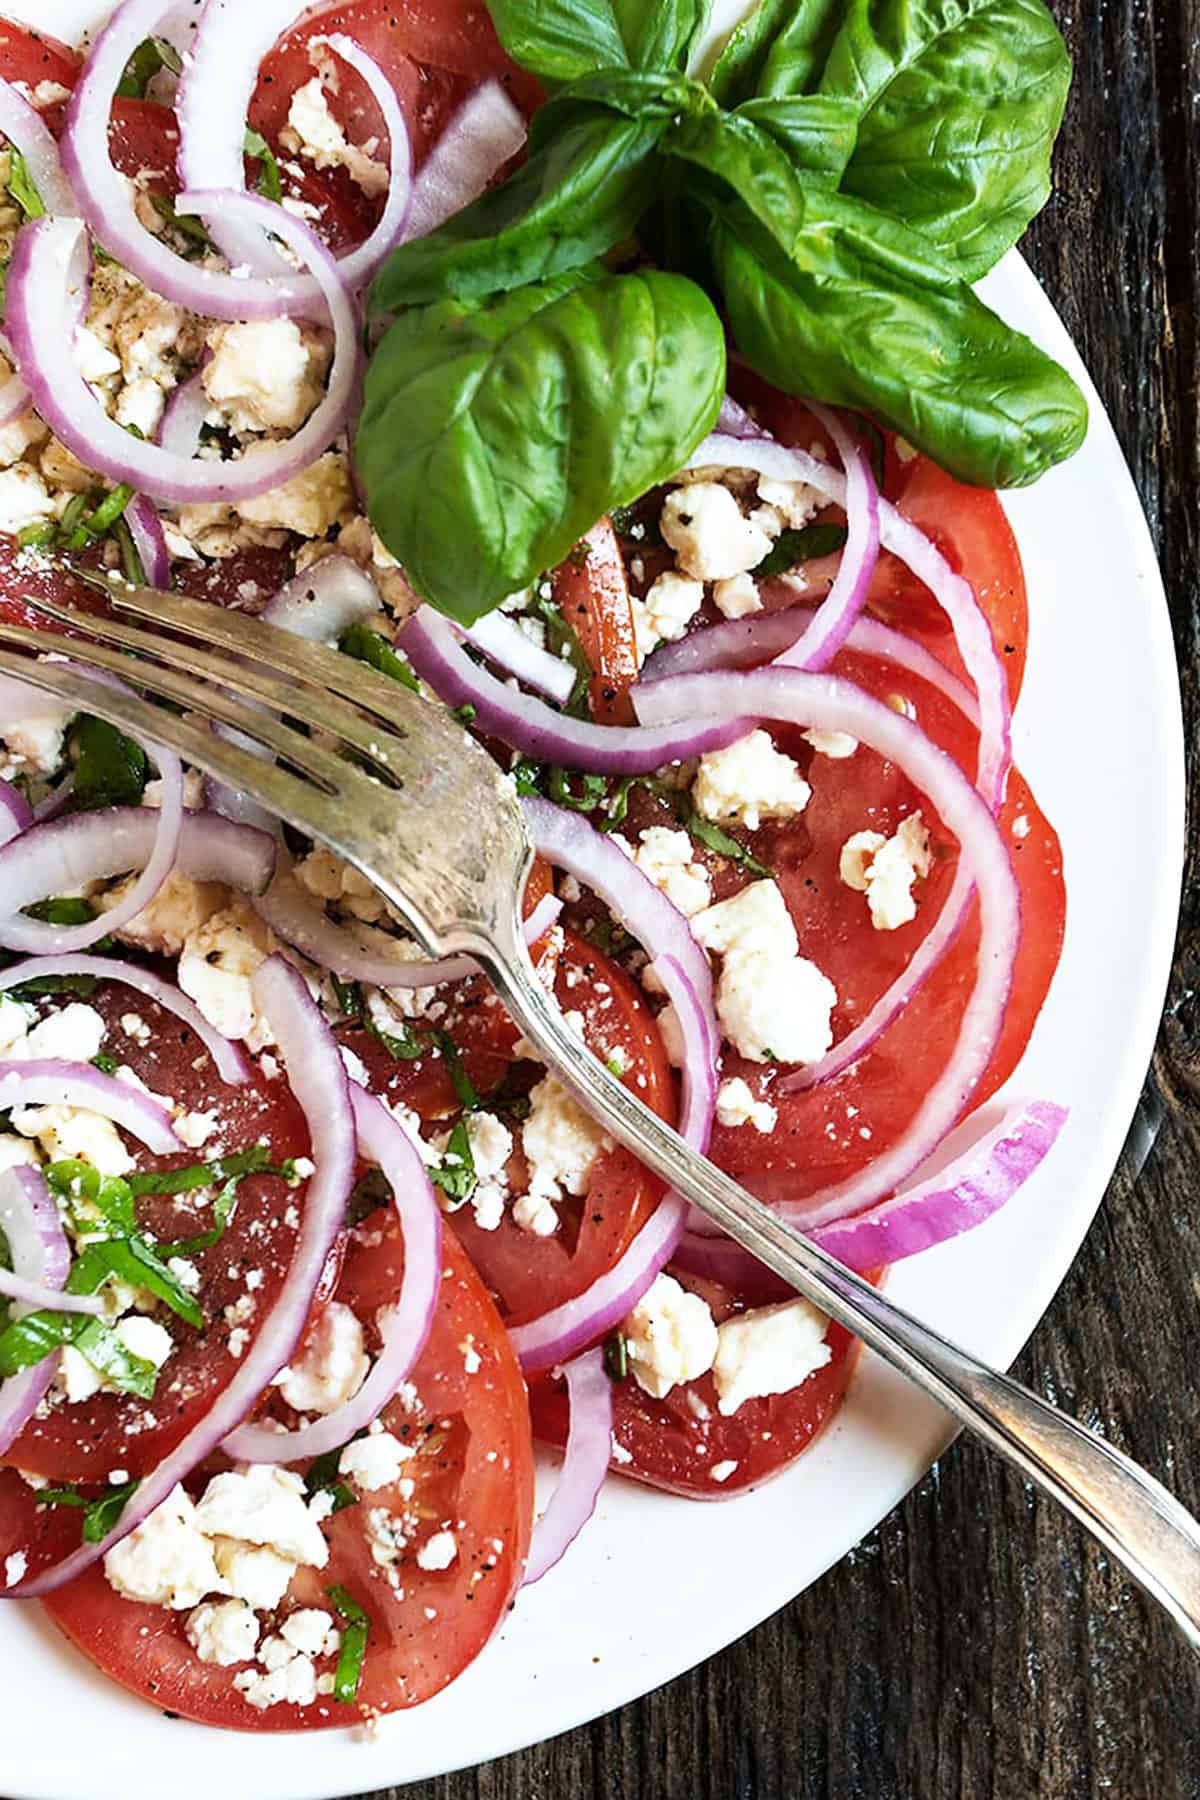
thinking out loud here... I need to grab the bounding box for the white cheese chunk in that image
[186,1599,259,1667]
[204,319,327,435]
[624,1272,718,1400]
[839,812,932,930]
[715,1076,777,1134]
[415,1528,458,1571]
[0,465,55,534]
[285,76,389,195]
[273,1300,369,1417]
[712,1298,832,1416]
[660,482,772,581]
[692,880,836,1065]
[193,1465,330,1569]
[693,729,810,832]
[712,573,763,619]
[339,1429,414,1493]
[519,1073,609,1229]
[104,1485,225,1609]
[803,728,858,759]
[632,826,712,917]
[631,570,705,659]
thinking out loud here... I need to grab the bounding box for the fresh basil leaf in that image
[117,35,181,99]
[429,1029,479,1111]
[547,767,608,812]
[127,1144,280,1197]
[23,898,94,928]
[371,114,662,311]
[0,1308,157,1396]
[156,1176,239,1256]
[83,1479,140,1541]
[734,94,858,180]
[330,973,365,1017]
[6,149,45,222]
[151,192,215,256]
[359,267,726,623]
[821,0,1071,279]
[243,126,283,204]
[365,1012,426,1062]
[326,1584,370,1703]
[484,0,711,79]
[70,715,149,809]
[10,969,101,998]
[688,813,772,876]
[670,112,1086,486]
[429,1118,476,1206]
[68,1239,202,1330]
[709,0,843,105]
[46,1161,137,1236]
[338,623,420,693]
[753,519,847,576]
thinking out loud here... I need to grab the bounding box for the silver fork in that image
[2,577,1198,1651]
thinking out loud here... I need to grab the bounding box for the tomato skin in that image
[107,97,178,191]
[43,1217,533,1730]
[0,22,79,128]
[551,520,641,725]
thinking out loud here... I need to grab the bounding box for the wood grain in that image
[362,3,1200,1796]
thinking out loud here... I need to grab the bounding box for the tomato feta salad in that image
[0,0,1073,1735]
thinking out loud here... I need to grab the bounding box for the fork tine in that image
[13,595,410,781]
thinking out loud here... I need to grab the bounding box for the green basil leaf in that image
[734,94,858,181]
[613,0,713,71]
[243,126,283,204]
[6,149,45,222]
[338,623,420,693]
[753,519,847,576]
[821,0,1071,278]
[156,1175,240,1256]
[128,1144,280,1197]
[82,1479,140,1542]
[358,267,726,623]
[371,114,662,312]
[708,0,844,105]
[68,1239,202,1330]
[23,899,94,929]
[117,35,181,99]
[0,1309,157,1396]
[326,1584,370,1702]
[70,715,149,809]
[429,1029,480,1111]
[429,1117,477,1206]
[484,0,710,79]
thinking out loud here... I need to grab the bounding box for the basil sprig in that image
[359,0,1085,624]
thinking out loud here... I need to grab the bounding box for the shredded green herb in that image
[327,1585,371,1703]
[603,1330,629,1381]
[116,34,181,98]
[429,1117,476,1206]
[243,126,283,204]
[6,149,44,222]
[339,622,421,693]
[41,1479,141,1542]
[752,520,849,579]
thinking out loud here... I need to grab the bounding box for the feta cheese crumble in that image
[624,1272,718,1399]
[839,812,932,930]
[693,729,811,832]
[712,1299,832,1416]
[716,1076,777,1134]
[661,482,773,581]
[273,1300,369,1416]
[692,880,837,1064]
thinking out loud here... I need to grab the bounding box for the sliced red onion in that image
[674,1101,1067,1283]
[124,494,171,590]
[401,80,527,242]
[177,7,413,295]
[0,366,30,435]
[401,607,751,773]
[634,667,1021,1226]
[7,954,356,1598]
[0,78,78,218]
[461,611,576,706]
[158,365,209,461]
[0,955,250,1085]
[0,1059,181,1153]
[523,1347,611,1585]
[642,603,980,725]
[223,1083,442,1463]
[254,856,560,989]
[32,777,74,825]
[770,403,879,673]
[60,0,333,322]
[7,203,359,503]
[0,808,276,955]
[0,1167,71,1456]
[0,780,31,847]
[0,1270,105,1315]
[262,555,381,643]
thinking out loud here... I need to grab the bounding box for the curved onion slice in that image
[158,365,209,460]
[223,1083,442,1463]
[0,1167,73,1456]
[0,955,250,1085]
[0,78,77,218]
[178,8,413,295]
[0,1270,105,1315]
[262,555,380,641]
[0,808,276,955]
[6,954,356,1599]
[401,607,752,773]
[60,0,333,322]
[125,494,171,590]
[0,1059,181,1153]
[769,403,879,673]
[523,1347,612,1585]
[642,603,981,725]
[675,1101,1067,1284]
[462,611,576,706]
[401,81,527,242]
[7,202,359,504]
[635,666,1021,1226]
[0,779,31,847]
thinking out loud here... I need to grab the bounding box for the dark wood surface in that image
[357,5,1200,1797]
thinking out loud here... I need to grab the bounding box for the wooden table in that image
[373,3,1200,1795]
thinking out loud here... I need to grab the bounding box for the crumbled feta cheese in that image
[693,729,811,831]
[4,1550,27,1587]
[691,879,798,962]
[366,1506,409,1571]
[339,1429,413,1493]
[0,694,74,778]
[175,1107,218,1149]
[116,1315,173,1370]
[415,1529,458,1571]
[712,573,763,619]
[280,1607,339,1657]
[0,1132,40,1175]
[692,880,837,1064]
[471,1181,507,1231]
[465,1110,512,1181]
[194,1465,329,1568]
[115,375,167,439]
[237,447,355,537]
[104,1485,225,1609]
[709,1459,738,1483]
[712,1299,832,1415]
[839,813,932,930]
[520,1073,608,1225]
[12,1103,134,1177]
[716,1076,777,1134]
[98,869,226,958]
[632,827,711,917]
[803,728,858,759]
[285,76,389,195]
[511,1190,560,1237]
[204,319,328,434]
[0,406,47,469]
[756,475,821,529]
[273,1301,369,1417]
[53,1345,104,1403]
[631,571,705,659]
[4,1002,104,1064]
[211,1541,295,1611]
[660,482,772,581]
[234,1653,318,1711]
[0,465,55,534]
[74,324,122,385]
[624,1272,718,1399]
[177,901,276,1048]
[186,1599,259,1667]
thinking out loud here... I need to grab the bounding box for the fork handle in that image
[480,931,1200,1652]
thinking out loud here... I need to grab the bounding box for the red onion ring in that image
[60,0,333,323]
[158,364,209,461]
[6,954,356,1598]
[0,955,250,1085]
[0,77,77,218]
[770,403,879,672]
[223,1083,442,1463]
[7,200,359,504]
[0,1270,106,1315]
[523,1347,612,1585]
[0,1058,182,1154]
[0,1167,72,1456]
[674,1101,1067,1283]
[261,555,380,641]
[634,667,1021,1226]
[177,8,413,296]
[461,610,577,706]
[401,607,752,773]
[124,495,171,590]
[0,808,276,955]
[400,80,528,243]
[0,780,31,847]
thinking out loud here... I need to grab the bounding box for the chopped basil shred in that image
[339,622,421,693]
[116,34,181,98]
[327,1585,371,1703]
[752,520,849,579]
[243,126,284,204]
[70,715,149,809]
[6,149,44,222]
[304,1442,360,1515]
[603,1330,629,1381]
[40,1479,141,1542]
[429,1117,476,1205]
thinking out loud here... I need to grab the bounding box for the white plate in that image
[2,6,1185,1796]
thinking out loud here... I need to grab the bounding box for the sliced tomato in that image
[173,544,300,611]
[0,21,79,128]
[107,97,179,192]
[1,983,309,1482]
[448,932,675,1327]
[531,1270,861,1497]
[551,519,641,725]
[42,1213,534,1730]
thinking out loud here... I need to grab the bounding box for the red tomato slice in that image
[42,1214,533,1730]
[0,21,79,129]
[1,983,309,1482]
[107,97,178,192]
[448,932,675,1327]
[531,1271,861,1497]
[550,519,641,725]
